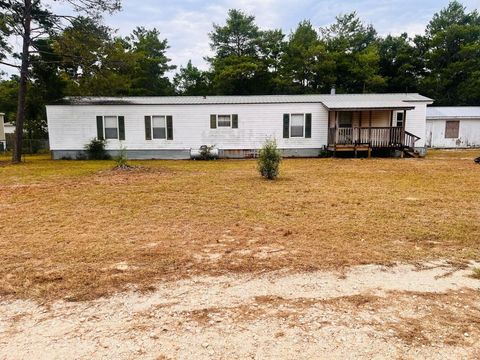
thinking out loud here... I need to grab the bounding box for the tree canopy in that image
[1,1,479,154]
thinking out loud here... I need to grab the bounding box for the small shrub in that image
[60,155,72,160]
[471,267,480,279]
[319,149,331,158]
[75,152,87,160]
[258,139,282,180]
[84,138,110,160]
[114,144,130,169]
[198,145,217,160]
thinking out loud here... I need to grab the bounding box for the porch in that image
[326,109,421,157]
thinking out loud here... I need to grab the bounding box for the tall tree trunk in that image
[12,0,31,163]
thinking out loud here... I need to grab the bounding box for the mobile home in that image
[46,93,433,159]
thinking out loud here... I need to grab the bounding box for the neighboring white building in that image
[46,93,433,159]
[4,122,15,135]
[426,107,480,148]
[0,113,5,151]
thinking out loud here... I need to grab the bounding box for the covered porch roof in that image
[322,101,415,112]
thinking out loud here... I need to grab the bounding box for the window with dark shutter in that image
[290,114,304,137]
[118,116,125,140]
[152,116,166,139]
[210,114,217,129]
[104,116,118,139]
[283,114,290,138]
[96,116,104,140]
[445,120,459,138]
[145,116,152,140]
[232,114,238,128]
[305,113,312,138]
[166,116,173,140]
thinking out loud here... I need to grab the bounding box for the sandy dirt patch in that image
[1,261,479,360]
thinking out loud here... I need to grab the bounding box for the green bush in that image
[84,138,110,160]
[114,144,129,168]
[258,139,282,180]
[319,148,331,158]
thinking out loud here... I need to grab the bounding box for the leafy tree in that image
[173,60,211,95]
[320,12,385,93]
[124,27,176,95]
[208,9,268,94]
[419,1,480,105]
[258,29,285,74]
[378,34,423,93]
[257,29,286,94]
[280,20,334,93]
[53,18,137,96]
[1,0,121,163]
[0,76,19,124]
[210,9,260,58]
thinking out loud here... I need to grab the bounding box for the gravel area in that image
[1,261,479,360]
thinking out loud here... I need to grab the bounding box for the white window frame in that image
[395,111,405,127]
[103,115,119,140]
[216,114,232,128]
[290,113,305,138]
[151,115,167,140]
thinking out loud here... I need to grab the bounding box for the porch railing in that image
[327,127,420,149]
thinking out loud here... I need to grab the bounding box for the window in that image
[210,114,238,129]
[145,115,173,140]
[338,112,353,128]
[395,112,404,127]
[104,116,118,139]
[445,120,459,138]
[217,115,231,127]
[152,116,166,139]
[290,114,304,137]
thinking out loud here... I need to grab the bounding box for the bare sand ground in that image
[1,261,479,360]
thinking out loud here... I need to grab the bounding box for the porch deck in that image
[327,126,420,156]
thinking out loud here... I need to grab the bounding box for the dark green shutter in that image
[166,115,173,140]
[210,114,217,129]
[232,114,238,128]
[283,114,290,138]
[96,116,104,140]
[305,113,312,138]
[118,116,125,140]
[145,116,152,140]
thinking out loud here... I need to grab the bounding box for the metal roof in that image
[50,93,433,109]
[427,106,480,119]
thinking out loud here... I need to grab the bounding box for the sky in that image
[2,0,479,77]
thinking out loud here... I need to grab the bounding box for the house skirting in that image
[52,148,323,160]
[52,149,191,160]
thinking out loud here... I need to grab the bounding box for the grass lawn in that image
[0,149,479,301]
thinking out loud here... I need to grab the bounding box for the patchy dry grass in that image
[0,150,479,301]
[471,267,480,279]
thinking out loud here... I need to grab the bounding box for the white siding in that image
[426,118,480,148]
[47,99,430,153]
[46,103,328,151]
[405,103,427,147]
